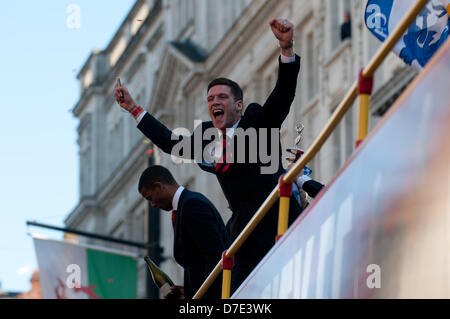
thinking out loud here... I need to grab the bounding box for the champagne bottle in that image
[144,256,180,299]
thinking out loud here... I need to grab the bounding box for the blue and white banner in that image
[365,0,449,70]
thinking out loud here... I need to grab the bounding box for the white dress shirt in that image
[171,186,185,211]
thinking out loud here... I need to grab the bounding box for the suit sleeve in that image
[137,112,199,159]
[303,179,325,198]
[258,55,301,128]
[183,199,227,269]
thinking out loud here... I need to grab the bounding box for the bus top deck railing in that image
[193,0,430,299]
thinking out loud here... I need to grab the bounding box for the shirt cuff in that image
[136,111,147,124]
[280,53,296,63]
[295,174,312,189]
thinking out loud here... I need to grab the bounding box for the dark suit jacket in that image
[303,180,324,198]
[341,21,351,41]
[138,55,302,291]
[173,189,229,299]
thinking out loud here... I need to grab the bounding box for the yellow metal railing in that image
[277,175,292,241]
[193,0,429,299]
[356,69,373,147]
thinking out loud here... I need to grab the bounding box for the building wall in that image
[66,0,416,298]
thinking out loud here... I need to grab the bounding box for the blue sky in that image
[0,0,136,293]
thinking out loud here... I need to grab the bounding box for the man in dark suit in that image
[138,165,229,299]
[116,18,301,294]
[341,11,352,41]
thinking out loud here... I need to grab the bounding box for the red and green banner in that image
[33,237,137,299]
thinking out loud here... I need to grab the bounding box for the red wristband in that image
[358,68,373,95]
[131,106,143,118]
[279,174,293,197]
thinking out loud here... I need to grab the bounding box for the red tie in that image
[215,135,231,174]
[171,210,177,231]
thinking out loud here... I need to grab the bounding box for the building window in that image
[330,0,352,50]
[108,114,124,173]
[330,0,340,51]
[134,210,145,243]
[331,116,342,173]
[79,119,92,197]
[344,108,353,159]
[188,0,195,22]
[80,148,91,197]
[110,36,127,66]
[300,111,319,179]
[331,106,354,173]
[180,0,187,29]
[340,11,351,41]
[306,32,316,100]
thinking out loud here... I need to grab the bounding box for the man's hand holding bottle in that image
[114,78,144,120]
[164,286,185,300]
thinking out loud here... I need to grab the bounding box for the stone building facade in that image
[65,0,416,298]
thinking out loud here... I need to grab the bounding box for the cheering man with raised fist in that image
[115,18,302,294]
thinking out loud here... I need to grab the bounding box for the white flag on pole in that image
[365,0,449,70]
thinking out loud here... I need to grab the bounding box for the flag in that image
[303,166,313,176]
[33,237,138,299]
[365,0,449,71]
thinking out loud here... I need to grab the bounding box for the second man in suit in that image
[138,165,229,299]
[117,18,301,293]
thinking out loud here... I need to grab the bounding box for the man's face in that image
[344,12,351,22]
[140,184,172,211]
[207,85,243,131]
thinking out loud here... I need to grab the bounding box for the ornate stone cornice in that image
[72,0,163,118]
[149,43,197,114]
[64,196,97,227]
[205,0,279,75]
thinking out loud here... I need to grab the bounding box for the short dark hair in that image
[207,78,243,102]
[138,165,177,192]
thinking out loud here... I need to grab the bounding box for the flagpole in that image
[26,220,154,249]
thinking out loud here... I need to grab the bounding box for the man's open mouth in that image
[213,109,224,119]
